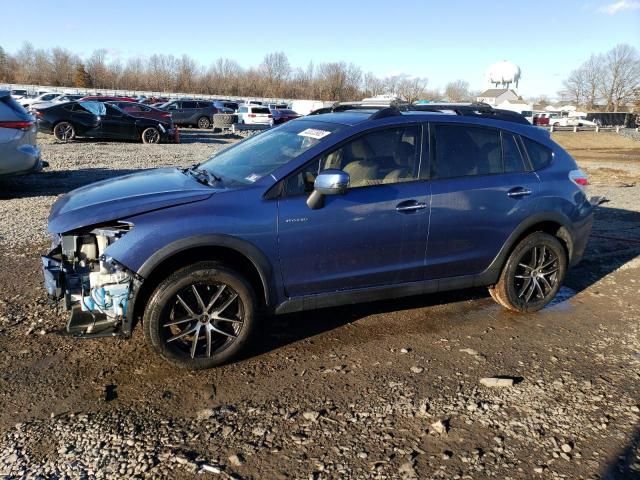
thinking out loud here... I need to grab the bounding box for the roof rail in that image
[405,102,530,124]
[309,100,530,125]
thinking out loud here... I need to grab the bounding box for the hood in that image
[49,168,215,233]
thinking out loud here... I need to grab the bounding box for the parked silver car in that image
[0,90,45,176]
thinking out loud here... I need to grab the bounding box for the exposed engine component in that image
[42,223,134,335]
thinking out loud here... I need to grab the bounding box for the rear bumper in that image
[0,144,45,176]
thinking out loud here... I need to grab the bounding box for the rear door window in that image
[431,124,502,179]
[522,137,553,170]
[182,101,197,109]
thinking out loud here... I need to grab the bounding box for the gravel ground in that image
[618,127,640,143]
[0,130,639,479]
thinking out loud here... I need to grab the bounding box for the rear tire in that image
[143,262,258,370]
[489,232,567,312]
[141,127,161,144]
[53,122,75,142]
[197,116,211,129]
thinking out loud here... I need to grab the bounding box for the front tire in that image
[489,232,567,312]
[141,127,161,144]
[143,262,258,369]
[197,116,211,129]
[53,122,75,142]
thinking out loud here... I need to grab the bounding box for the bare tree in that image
[444,80,471,102]
[560,67,587,105]
[86,49,109,89]
[397,76,429,103]
[363,71,385,97]
[600,44,640,111]
[0,46,9,82]
[260,52,291,97]
[581,54,604,109]
[50,47,78,86]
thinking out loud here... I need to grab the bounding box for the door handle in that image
[396,201,427,212]
[507,187,532,198]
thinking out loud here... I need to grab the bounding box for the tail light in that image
[268,115,272,118]
[569,169,589,188]
[0,120,34,130]
[248,114,256,118]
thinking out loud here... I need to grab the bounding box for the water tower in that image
[486,61,521,89]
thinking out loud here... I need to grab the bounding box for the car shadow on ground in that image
[240,205,640,362]
[0,168,143,199]
[602,427,640,479]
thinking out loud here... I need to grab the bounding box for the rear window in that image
[252,107,270,114]
[522,137,553,170]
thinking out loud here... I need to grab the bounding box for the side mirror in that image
[306,169,349,210]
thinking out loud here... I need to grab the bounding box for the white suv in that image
[237,104,273,126]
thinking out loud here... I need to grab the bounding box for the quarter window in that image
[522,137,553,170]
[431,125,502,179]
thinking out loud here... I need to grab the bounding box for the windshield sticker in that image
[245,173,261,183]
[298,128,331,140]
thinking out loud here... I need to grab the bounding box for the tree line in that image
[560,44,640,112]
[0,43,456,102]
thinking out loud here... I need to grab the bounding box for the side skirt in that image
[274,270,500,315]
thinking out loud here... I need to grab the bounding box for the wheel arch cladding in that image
[127,236,274,333]
[487,213,574,282]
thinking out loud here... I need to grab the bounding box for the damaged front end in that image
[42,222,139,337]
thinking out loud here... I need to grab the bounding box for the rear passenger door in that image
[425,123,539,280]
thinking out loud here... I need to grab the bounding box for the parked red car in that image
[107,101,172,124]
[270,108,301,124]
[533,113,550,126]
[79,96,137,103]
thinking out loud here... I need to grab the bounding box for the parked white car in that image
[31,94,84,111]
[21,92,62,109]
[237,104,273,125]
[550,115,597,127]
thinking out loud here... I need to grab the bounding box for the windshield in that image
[199,121,342,185]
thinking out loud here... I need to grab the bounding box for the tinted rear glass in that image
[252,107,270,114]
[182,101,197,108]
[522,137,553,170]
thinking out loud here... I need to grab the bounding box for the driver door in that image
[99,104,133,139]
[276,125,430,297]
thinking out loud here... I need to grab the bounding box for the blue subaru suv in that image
[41,102,593,369]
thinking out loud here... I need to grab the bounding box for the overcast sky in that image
[2,0,639,98]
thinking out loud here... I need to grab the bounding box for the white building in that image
[476,89,520,106]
